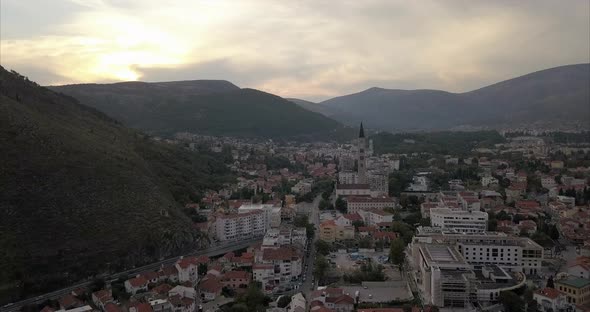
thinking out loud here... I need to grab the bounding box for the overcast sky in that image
[1,0,589,101]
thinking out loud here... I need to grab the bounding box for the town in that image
[26,125,590,312]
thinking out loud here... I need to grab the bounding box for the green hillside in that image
[51,83,341,138]
[0,68,231,301]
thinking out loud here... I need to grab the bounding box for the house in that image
[58,294,83,310]
[128,302,154,312]
[206,264,223,277]
[158,266,179,283]
[151,283,173,296]
[517,220,538,235]
[104,303,122,312]
[319,220,354,243]
[199,276,223,301]
[168,294,195,312]
[125,276,149,294]
[91,289,113,311]
[568,257,590,279]
[140,271,160,285]
[358,209,394,227]
[534,287,569,312]
[555,277,590,305]
[221,270,251,290]
[168,285,197,300]
[175,256,199,286]
[149,299,173,312]
[373,231,398,244]
[288,293,306,312]
[40,307,55,312]
[309,288,354,312]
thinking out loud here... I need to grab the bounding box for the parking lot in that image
[341,281,414,303]
[330,250,390,272]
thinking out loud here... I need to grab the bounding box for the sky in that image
[1,0,589,101]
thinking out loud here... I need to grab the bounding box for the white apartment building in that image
[358,208,394,226]
[430,208,488,233]
[238,204,281,229]
[253,246,302,293]
[415,227,544,275]
[215,210,266,242]
[262,227,307,250]
[346,196,396,214]
[338,171,358,185]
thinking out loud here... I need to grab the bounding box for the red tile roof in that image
[127,276,148,288]
[535,287,563,299]
[199,276,223,294]
[223,270,251,280]
[104,303,122,312]
[176,256,199,269]
[151,283,173,295]
[262,247,300,261]
[129,302,153,312]
[40,306,55,312]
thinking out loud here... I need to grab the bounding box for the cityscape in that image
[1,1,589,312]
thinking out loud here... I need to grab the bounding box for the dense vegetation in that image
[372,130,505,156]
[0,68,231,302]
[51,82,341,139]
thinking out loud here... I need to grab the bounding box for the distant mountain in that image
[319,64,590,131]
[51,82,342,138]
[0,68,231,300]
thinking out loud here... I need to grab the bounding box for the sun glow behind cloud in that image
[1,0,588,100]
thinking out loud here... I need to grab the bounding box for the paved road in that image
[302,195,321,301]
[1,237,263,312]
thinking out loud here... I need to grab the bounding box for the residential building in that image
[358,209,394,227]
[336,184,371,197]
[555,277,590,305]
[481,176,499,187]
[238,203,282,229]
[221,270,251,290]
[125,276,149,294]
[319,219,354,243]
[534,288,570,312]
[430,208,488,233]
[568,257,590,279]
[199,276,223,302]
[91,290,113,311]
[175,257,199,286]
[253,246,302,292]
[215,210,266,242]
[288,293,306,312]
[346,196,396,214]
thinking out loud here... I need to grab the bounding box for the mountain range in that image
[51,81,341,138]
[295,64,590,131]
[0,67,231,300]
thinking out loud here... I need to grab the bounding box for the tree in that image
[198,263,208,276]
[315,240,331,256]
[277,295,291,308]
[389,238,406,268]
[549,224,560,240]
[313,255,329,282]
[335,197,347,213]
[546,276,555,288]
[319,198,330,210]
[352,220,365,230]
[499,291,524,312]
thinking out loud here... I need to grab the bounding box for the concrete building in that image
[319,219,354,243]
[336,184,371,197]
[555,277,590,306]
[533,288,570,312]
[253,246,303,293]
[430,208,488,233]
[346,196,396,214]
[415,227,544,275]
[238,203,281,229]
[215,210,266,242]
[358,208,394,227]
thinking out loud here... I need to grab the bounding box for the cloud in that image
[1,0,588,101]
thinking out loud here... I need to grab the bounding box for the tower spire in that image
[359,122,365,138]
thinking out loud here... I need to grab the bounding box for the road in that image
[301,195,321,302]
[2,237,263,312]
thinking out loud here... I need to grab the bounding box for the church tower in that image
[357,123,367,184]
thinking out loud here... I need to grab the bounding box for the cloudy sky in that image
[1,0,589,101]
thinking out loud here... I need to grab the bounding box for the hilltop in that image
[0,68,231,300]
[51,82,342,138]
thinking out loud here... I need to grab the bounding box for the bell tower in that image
[357,123,367,184]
